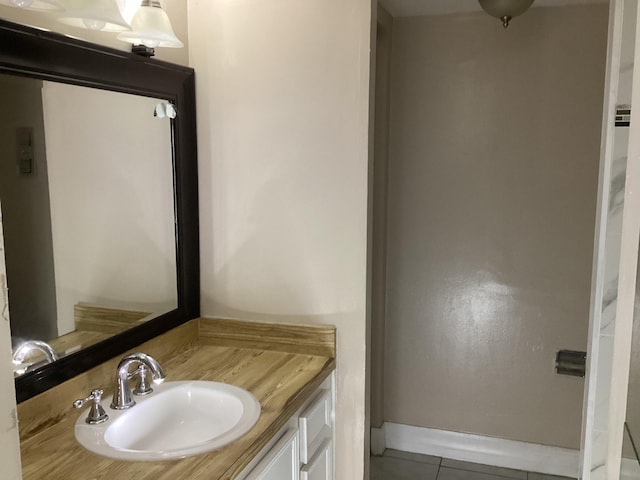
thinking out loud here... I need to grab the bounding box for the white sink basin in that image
[75,381,261,461]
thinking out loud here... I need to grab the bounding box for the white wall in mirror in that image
[42,81,178,337]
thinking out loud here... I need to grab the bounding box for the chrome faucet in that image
[110,352,166,410]
[12,340,59,364]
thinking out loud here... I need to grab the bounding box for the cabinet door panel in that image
[300,439,331,480]
[299,390,331,464]
[245,429,300,480]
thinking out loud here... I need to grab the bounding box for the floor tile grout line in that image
[373,453,572,480]
[381,449,442,468]
[381,456,441,468]
[438,465,529,480]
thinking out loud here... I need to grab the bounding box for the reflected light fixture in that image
[0,0,63,10]
[479,0,534,28]
[117,0,183,55]
[57,0,130,32]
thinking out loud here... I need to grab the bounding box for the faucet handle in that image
[131,365,154,396]
[73,388,109,425]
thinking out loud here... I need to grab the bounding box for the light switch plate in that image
[16,127,35,177]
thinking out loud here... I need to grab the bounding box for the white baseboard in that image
[384,422,580,478]
[622,457,640,480]
[371,425,386,456]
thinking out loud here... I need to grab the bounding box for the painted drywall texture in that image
[0,206,23,480]
[188,0,372,477]
[384,5,607,449]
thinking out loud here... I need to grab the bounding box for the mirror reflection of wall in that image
[0,75,57,342]
[0,74,178,372]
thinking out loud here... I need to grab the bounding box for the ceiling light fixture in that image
[479,0,534,28]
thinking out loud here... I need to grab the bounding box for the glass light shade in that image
[57,0,131,32]
[117,3,183,49]
[479,0,534,26]
[119,0,142,24]
[0,0,64,10]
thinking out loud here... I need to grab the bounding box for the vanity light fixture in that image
[0,0,64,11]
[479,0,534,28]
[119,0,142,24]
[117,0,183,57]
[57,0,131,32]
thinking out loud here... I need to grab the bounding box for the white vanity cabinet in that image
[245,429,300,480]
[240,373,335,480]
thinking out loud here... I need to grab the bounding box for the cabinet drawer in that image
[300,439,332,480]
[299,389,331,464]
[245,429,300,480]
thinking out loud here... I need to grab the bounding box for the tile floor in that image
[370,449,576,480]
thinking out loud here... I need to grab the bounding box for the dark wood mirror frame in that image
[0,18,200,403]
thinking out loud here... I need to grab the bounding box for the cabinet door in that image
[245,429,300,480]
[300,439,332,480]
[299,389,332,464]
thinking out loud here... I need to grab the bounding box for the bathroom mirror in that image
[0,18,199,402]
[1,74,178,368]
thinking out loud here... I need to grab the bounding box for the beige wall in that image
[0,0,189,65]
[383,5,607,449]
[188,0,372,477]
[0,206,23,480]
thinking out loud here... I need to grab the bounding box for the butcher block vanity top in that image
[18,318,336,480]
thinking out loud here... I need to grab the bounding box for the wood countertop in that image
[18,318,336,480]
